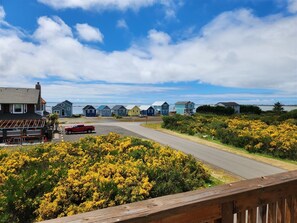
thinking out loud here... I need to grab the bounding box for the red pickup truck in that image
[65,124,95,134]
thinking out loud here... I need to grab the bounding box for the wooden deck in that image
[41,170,297,223]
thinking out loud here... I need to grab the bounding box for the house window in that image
[24,104,27,113]
[62,109,65,116]
[13,104,23,114]
[0,104,1,110]
[54,110,60,115]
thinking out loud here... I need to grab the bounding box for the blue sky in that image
[0,0,296,105]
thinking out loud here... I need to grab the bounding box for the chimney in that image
[35,82,42,111]
[35,82,41,90]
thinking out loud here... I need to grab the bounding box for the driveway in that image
[94,122,285,179]
[60,124,146,143]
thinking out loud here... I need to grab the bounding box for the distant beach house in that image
[175,101,195,115]
[83,105,96,117]
[52,100,73,117]
[112,105,127,117]
[97,105,112,117]
[152,101,169,116]
[139,105,155,116]
[216,102,240,114]
[126,105,140,116]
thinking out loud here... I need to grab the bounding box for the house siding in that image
[175,102,195,115]
[127,106,140,116]
[112,106,127,116]
[153,102,169,116]
[140,108,155,116]
[52,101,73,117]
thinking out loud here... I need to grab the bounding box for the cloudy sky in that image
[0,0,296,104]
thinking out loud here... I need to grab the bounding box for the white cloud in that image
[117,19,128,29]
[0,9,296,99]
[33,16,73,41]
[0,6,5,20]
[148,29,171,45]
[75,23,104,43]
[288,0,297,13]
[38,0,161,11]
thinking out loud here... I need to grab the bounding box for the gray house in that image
[97,105,112,117]
[216,102,240,114]
[152,101,169,116]
[112,105,127,116]
[52,100,73,117]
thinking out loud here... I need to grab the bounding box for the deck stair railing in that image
[42,170,297,223]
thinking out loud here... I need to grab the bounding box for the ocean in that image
[46,102,297,115]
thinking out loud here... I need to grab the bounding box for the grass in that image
[142,123,297,172]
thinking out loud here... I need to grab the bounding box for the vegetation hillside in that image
[163,111,297,160]
[0,133,212,223]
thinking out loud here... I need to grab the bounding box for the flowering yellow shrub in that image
[0,133,212,223]
[163,114,297,160]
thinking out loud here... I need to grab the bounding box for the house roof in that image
[83,105,95,110]
[97,105,110,110]
[0,87,40,104]
[125,105,139,110]
[63,100,72,105]
[112,105,126,110]
[175,101,194,105]
[217,102,239,106]
[41,98,46,104]
[54,100,72,108]
[139,105,154,110]
[152,101,167,106]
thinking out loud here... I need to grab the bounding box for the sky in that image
[0,0,296,105]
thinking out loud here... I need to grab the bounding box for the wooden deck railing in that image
[42,170,297,223]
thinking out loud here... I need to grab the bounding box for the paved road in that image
[95,122,285,179]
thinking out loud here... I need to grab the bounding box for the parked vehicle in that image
[65,124,95,134]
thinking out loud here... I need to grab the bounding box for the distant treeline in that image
[196,105,262,115]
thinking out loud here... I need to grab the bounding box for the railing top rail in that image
[41,170,297,223]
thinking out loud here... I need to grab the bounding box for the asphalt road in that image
[95,122,285,179]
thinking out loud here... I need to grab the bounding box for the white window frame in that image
[13,104,23,114]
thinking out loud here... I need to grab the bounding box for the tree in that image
[273,102,284,113]
[47,113,59,132]
[240,105,262,115]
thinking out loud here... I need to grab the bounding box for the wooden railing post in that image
[222,202,234,223]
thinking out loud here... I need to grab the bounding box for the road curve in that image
[96,122,285,179]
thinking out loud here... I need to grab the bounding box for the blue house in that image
[152,101,169,116]
[52,100,73,117]
[83,105,96,117]
[175,101,195,115]
[112,105,127,117]
[97,105,112,117]
[139,105,155,116]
